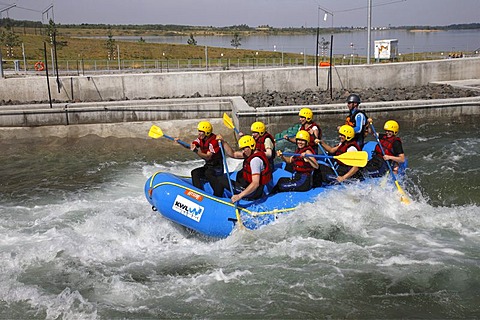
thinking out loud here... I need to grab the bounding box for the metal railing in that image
[1,52,477,77]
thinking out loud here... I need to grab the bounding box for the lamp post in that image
[0,4,16,17]
[0,4,17,78]
[350,43,355,64]
[41,4,54,23]
[317,5,334,96]
[367,0,372,64]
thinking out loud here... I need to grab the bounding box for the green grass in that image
[6,31,300,61]
[3,27,474,70]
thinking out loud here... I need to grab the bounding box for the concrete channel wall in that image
[2,95,480,141]
[233,97,480,133]
[1,57,479,103]
[0,97,238,127]
[0,58,479,140]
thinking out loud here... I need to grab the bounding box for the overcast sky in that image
[1,0,479,28]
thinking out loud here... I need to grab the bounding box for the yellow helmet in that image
[384,120,399,135]
[238,135,256,150]
[250,121,266,136]
[197,121,212,136]
[295,130,310,142]
[339,125,355,141]
[298,108,313,121]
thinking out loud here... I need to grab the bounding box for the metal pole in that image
[315,27,319,87]
[329,34,333,99]
[205,46,208,71]
[117,45,120,70]
[22,43,27,73]
[367,0,372,64]
[44,42,53,108]
[0,48,4,78]
[53,32,61,93]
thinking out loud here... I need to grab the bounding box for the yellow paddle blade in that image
[395,180,411,204]
[223,113,235,130]
[333,151,368,167]
[148,125,164,139]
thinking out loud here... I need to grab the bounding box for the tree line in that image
[2,17,479,34]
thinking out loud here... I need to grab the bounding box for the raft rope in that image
[148,171,297,221]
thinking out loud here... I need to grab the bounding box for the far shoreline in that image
[409,29,442,33]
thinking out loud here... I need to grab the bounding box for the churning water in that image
[0,115,479,319]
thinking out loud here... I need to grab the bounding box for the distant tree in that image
[231,32,241,49]
[187,33,197,45]
[106,27,116,60]
[0,24,21,58]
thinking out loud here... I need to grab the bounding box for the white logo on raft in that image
[172,195,204,222]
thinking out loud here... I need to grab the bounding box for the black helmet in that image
[346,94,361,104]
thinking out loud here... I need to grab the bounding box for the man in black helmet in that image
[344,93,369,148]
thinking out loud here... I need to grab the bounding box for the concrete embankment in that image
[1,94,479,142]
[0,59,479,140]
[1,57,479,104]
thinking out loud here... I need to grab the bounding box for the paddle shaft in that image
[219,141,242,225]
[282,152,354,161]
[369,124,396,178]
[218,141,234,194]
[163,134,190,148]
[148,125,192,149]
[282,151,367,167]
[370,123,410,204]
[275,135,294,142]
[317,143,339,177]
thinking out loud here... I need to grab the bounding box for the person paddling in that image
[175,121,224,197]
[273,130,319,193]
[364,120,405,176]
[284,107,322,154]
[314,125,362,185]
[344,94,369,148]
[216,135,272,203]
[247,121,276,170]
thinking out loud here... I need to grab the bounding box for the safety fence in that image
[1,52,474,77]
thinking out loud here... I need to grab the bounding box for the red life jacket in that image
[375,135,401,156]
[335,140,360,166]
[293,146,316,174]
[242,150,272,186]
[255,132,275,153]
[300,121,322,149]
[197,134,222,165]
[255,132,276,165]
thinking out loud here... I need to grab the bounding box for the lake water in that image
[117,29,480,56]
[1,113,479,318]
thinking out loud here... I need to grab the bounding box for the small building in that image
[374,39,398,61]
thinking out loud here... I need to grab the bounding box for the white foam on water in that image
[1,161,479,318]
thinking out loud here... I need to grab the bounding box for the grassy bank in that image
[2,25,475,74]
[9,33,297,61]
[6,24,307,61]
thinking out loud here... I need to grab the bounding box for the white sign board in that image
[374,39,398,60]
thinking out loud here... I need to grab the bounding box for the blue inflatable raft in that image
[144,142,404,238]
